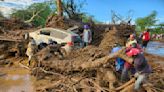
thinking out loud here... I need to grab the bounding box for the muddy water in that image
[0,68,35,92]
[146,41,164,56]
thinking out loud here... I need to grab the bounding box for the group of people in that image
[26,25,153,91]
[152,33,164,40]
[111,29,152,91]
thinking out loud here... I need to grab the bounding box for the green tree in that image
[62,0,86,20]
[152,23,164,34]
[135,11,158,31]
[81,14,100,24]
[11,2,53,27]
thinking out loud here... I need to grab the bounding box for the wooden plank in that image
[0,36,22,42]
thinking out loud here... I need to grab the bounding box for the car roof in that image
[37,27,79,36]
[38,27,65,32]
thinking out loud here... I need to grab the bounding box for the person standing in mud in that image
[126,34,137,47]
[83,24,92,46]
[141,29,151,50]
[26,37,37,66]
[121,34,138,82]
[121,43,143,82]
[126,48,152,91]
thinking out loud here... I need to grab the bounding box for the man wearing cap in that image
[121,34,138,82]
[126,48,152,91]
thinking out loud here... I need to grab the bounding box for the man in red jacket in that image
[141,29,151,50]
[126,48,152,91]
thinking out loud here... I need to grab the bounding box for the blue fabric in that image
[111,47,125,71]
[111,47,121,53]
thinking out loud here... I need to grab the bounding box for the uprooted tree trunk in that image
[24,7,46,23]
[36,47,133,73]
[56,0,63,16]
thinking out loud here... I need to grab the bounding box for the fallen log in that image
[115,78,135,91]
[120,83,135,92]
[0,36,22,42]
[36,80,63,92]
[32,45,163,91]
[79,47,133,70]
[38,47,133,73]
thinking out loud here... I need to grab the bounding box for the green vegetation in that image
[10,0,95,27]
[62,0,86,20]
[151,23,164,34]
[135,11,164,34]
[135,11,157,31]
[11,2,53,27]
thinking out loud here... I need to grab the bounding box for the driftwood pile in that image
[0,17,163,91]
[33,46,161,92]
[0,28,32,61]
[33,24,164,92]
[30,26,161,92]
[0,18,31,30]
[45,15,83,30]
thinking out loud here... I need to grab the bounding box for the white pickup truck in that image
[29,27,83,53]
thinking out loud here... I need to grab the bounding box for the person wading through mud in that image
[126,34,137,47]
[121,34,138,82]
[26,37,37,66]
[141,29,151,50]
[126,48,152,91]
[82,24,92,46]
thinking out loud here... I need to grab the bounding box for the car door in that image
[72,35,83,49]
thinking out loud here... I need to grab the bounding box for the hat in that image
[84,25,89,29]
[126,48,140,57]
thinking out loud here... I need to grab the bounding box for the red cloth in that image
[126,48,140,57]
[137,44,144,53]
[124,62,133,69]
[142,32,150,41]
[125,47,141,69]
